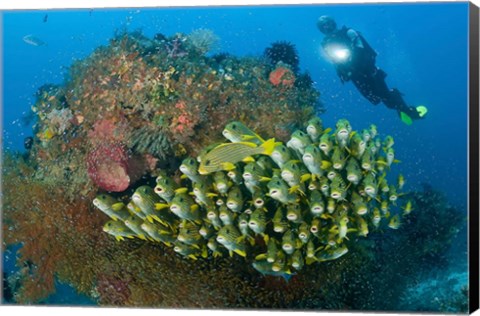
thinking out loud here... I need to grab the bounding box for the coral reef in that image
[1,28,465,312]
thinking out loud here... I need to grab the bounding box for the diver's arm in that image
[346,29,364,49]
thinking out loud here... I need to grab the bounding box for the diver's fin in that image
[416,105,428,117]
[399,112,413,125]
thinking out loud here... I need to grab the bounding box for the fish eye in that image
[179,198,184,202]
[299,131,305,136]
[281,147,286,152]
[189,159,194,165]
[231,124,236,129]
[205,160,211,166]
[276,181,281,185]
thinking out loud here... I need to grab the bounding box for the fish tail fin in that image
[261,138,276,156]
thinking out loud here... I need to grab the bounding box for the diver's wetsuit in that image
[322,26,421,120]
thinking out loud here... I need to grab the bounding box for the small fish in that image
[226,166,243,185]
[386,148,396,166]
[180,157,201,182]
[271,143,293,168]
[397,174,405,190]
[281,230,302,255]
[369,124,378,139]
[213,171,231,194]
[256,156,276,172]
[177,221,203,246]
[309,190,325,216]
[383,135,395,149]
[222,121,265,145]
[226,186,243,212]
[154,176,179,203]
[272,207,289,233]
[335,119,352,147]
[23,34,46,46]
[93,194,131,221]
[349,133,366,159]
[237,213,251,237]
[286,130,312,156]
[315,245,348,262]
[272,250,289,272]
[286,204,303,223]
[251,189,266,209]
[216,225,247,257]
[132,186,171,224]
[124,215,148,240]
[319,176,330,196]
[267,176,297,205]
[345,158,362,185]
[372,208,382,227]
[219,205,236,225]
[302,145,327,178]
[330,176,347,200]
[298,222,311,244]
[356,216,369,237]
[141,221,176,245]
[248,208,267,235]
[198,138,276,175]
[291,249,304,271]
[362,173,377,199]
[380,200,389,214]
[281,160,309,192]
[103,220,136,241]
[306,117,324,142]
[403,200,413,216]
[361,150,374,171]
[170,193,201,222]
[388,214,401,229]
[192,179,217,206]
[242,162,267,194]
[354,200,368,216]
[205,207,222,229]
[327,198,336,213]
[331,147,347,170]
[207,237,225,258]
[252,259,293,280]
[173,241,207,260]
[389,185,399,203]
[319,133,333,156]
[361,129,371,143]
[310,218,322,236]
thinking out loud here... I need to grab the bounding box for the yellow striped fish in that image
[198,138,276,174]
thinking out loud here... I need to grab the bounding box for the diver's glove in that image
[399,105,428,125]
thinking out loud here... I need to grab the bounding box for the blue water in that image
[1,2,470,308]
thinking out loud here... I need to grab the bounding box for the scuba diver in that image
[317,15,428,125]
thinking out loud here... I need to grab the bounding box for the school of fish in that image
[94,118,413,277]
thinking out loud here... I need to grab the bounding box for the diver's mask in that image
[325,44,351,64]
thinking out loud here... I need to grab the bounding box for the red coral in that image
[170,100,197,140]
[87,143,130,192]
[269,67,295,88]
